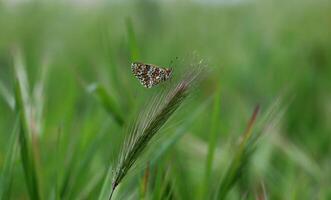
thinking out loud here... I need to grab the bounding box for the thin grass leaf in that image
[60,119,112,199]
[139,164,150,200]
[152,165,174,200]
[88,83,124,126]
[215,96,286,200]
[272,133,322,179]
[12,47,42,199]
[0,116,19,200]
[14,77,41,200]
[255,181,268,200]
[12,48,30,108]
[152,165,164,200]
[202,87,221,197]
[215,105,260,200]
[47,126,63,200]
[77,171,104,200]
[167,150,193,200]
[109,68,203,199]
[12,48,31,125]
[98,19,121,92]
[126,17,140,62]
[50,127,62,200]
[68,150,105,199]
[0,81,15,110]
[98,166,114,200]
[31,56,49,136]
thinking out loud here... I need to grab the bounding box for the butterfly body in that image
[131,62,173,88]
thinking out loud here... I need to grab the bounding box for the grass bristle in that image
[109,67,204,199]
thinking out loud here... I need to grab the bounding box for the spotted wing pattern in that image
[131,62,173,88]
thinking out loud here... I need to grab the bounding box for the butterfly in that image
[131,62,173,88]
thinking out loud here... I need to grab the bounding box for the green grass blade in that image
[76,171,104,199]
[88,83,124,126]
[126,17,140,62]
[215,106,260,200]
[52,126,62,200]
[273,133,322,179]
[0,116,19,200]
[60,119,111,199]
[98,19,121,91]
[138,164,150,200]
[0,81,15,110]
[66,142,106,199]
[152,164,166,200]
[14,77,42,200]
[98,166,113,200]
[202,88,221,197]
[31,57,49,136]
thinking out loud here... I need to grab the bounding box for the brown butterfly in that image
[131,62,173,88]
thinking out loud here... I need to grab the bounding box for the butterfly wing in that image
[131,62,172,88]
[150,67,169,87]
[131,62,153,88]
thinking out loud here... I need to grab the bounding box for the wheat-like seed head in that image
[109,65,205,199]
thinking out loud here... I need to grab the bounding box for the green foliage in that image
[126,17,140,62]
[203,87,221,197]
[216,106,260,199]
[88,83,124,126]
[0,0,330,199]
[14,71,41,200]
[0,116,19,200]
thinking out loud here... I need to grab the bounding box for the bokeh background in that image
[0,0,330,199]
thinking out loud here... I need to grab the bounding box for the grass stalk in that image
[0,81,15,110]
[0,116,19,200]
[109,69,202,199]
[202,87,221,197]
[126,17,140,62]
[88,83,124,126]
[14,77,42,200]
[216,105,260,200]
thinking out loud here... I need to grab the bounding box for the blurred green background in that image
[0,0,330,199]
